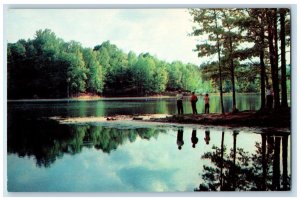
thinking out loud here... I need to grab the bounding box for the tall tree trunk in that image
[261,134,267,190]
[267,9,280,110]
[229,36,237,112]
[280,9,288,108]
[282,135,288,190]
[214,10,225,114]
[220,131,225,190]
[273,8,280,109]
[260,48,266,109]
[232,130,239,190]
[259,14,266,110]
[272,137,281,190]
[265,74,270,87]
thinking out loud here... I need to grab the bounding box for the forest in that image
[7,8,291,111]
[189,8,291,112]
[7,30,203,99]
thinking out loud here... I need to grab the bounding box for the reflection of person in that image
[190,92,198,114]
[191,129,198,148]
[204,130,210,145]
[266,86,273,109]
[204,94,210,114]
[177,128,184,150]
[176,91,184,115]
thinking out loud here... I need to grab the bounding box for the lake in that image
[6,94,291,192]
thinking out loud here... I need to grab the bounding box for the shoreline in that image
[7,93,263,102]
[7,95,175,102]
[147,111,290,130]
[51,110,290,131]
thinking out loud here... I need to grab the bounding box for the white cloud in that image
[6,8,202,65]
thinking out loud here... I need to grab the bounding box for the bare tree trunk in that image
[229,36,237,112]
[220,131,225,190]
[260,49,266,109]
[273,8,280,109]
[214,10,225,114]
[272,137,281,190]
[232,130,239,190]
[282,135,288,190]
[280,9,288,108]
[267,9,280,110]
[261,134,267,190]
[259,14,266,110]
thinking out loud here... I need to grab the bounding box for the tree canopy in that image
[8,29,204,99]
[189,8,291,110]
[8,7,291,107]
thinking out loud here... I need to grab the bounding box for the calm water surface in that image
[7,94,291,192]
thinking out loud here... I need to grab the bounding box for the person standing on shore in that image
[266,86,273,110]
[176,91,184,115]
[204,94,210,114]
[190,92,198,114]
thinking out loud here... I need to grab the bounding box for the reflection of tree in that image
[197,144,253,191]
[154,100,168,114]
[8,117,164,167]
[195,131,290,191]
[7,117,74,168]
[68,126,89,154]
[282,135,289,190]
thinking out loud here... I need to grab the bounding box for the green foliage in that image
[131,54,156,94]
[83,48,104,93]
[8,7,292,100]
[189,8,291,97]
[65,50,87,94]
[8,29,70,98]
[151,59,168,93]
[167,61,184,90]
[7,29,205,98]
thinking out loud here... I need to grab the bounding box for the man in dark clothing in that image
[204,130,210,145]
[177,128,184,150]
[204,94,210,114]
[191,129,198,148]
[176,91,184,115]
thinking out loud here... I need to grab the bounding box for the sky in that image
[6,9,203,65]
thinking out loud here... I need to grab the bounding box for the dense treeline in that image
[8,8,291,103]
[189,8,291,112]
[7,29,203,99]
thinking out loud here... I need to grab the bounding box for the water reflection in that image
[8,118,164,167]
[8,117,291,191]
[204,130,210,145]
[191,129,198,148]
[7,96,292,192]
[8,94,264,118]
[8,107,291,192]
[195,131,291,191]
[176,128,184,150]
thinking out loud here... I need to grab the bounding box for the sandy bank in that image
[148,110,290,129]
[50,114,172,124]
[49,109,290,132]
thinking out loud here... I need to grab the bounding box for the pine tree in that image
[189,8,225,114]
